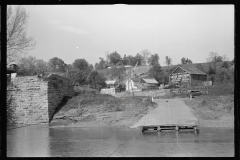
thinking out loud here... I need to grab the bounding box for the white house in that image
[125,78,141,92]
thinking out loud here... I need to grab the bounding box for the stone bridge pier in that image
[7,74,74,125]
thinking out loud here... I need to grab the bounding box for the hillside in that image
[96,61,233,79]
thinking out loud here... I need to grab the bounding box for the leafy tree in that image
[95,57,107,70]
[87,71,107,91]
[35,59,49,75]
[17,56,49,76]
[48,57,66,72]
[128,55,138,66]
[7,6,36,65]
[73,58,89,71]
[215,68,230,84]
[165,56,172,67]
[109,66,126,82]
[116,61,124,67]
[17,56,37,76]
[122,54,130,65]
[148,64,164,83]
[135,53,145,66]
[181,57,192,64]
[109,51,122,65]
[67,68,86,85]
[221,61,229,69]
[148,54,160,66]
[140,49,151,65]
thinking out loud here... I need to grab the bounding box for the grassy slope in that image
[50,90,157,127]
[183,84,234,127]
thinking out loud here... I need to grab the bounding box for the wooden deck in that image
[140,124,199,132]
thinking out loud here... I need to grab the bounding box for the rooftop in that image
[176,65,207,75]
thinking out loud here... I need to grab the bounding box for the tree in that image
[17,56,37,76]
[221,61,229,69]
[95,57,107,70]
[206,52,223,70]
[148,64,164,83]
[7,5,36,65]
[87,71,107,91]
[109,66,126,82]
[181,57,192,64]
[122,54,129,65]
[140,49,151,65]
[109,51,122,65]
[67,68,86,85]
[215,68,230,84]
[128,55,138,66]
[135,53,145,66]
[17,56,49,76]
[73,58,89,71]
[165,56,172,67]
[148,54,160,66]
[48,57,66,72]
[35,59,49,75]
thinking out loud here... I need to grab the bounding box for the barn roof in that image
[141,78,159,84]
[131,78,141,83]
[172,65,207,75]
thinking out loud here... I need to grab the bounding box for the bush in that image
[201,99,207,106]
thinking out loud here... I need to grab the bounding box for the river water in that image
[7,125,234,157]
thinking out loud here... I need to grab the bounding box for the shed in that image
[106,80,118,88]
[140,78,159,89]
[169,65,207,86]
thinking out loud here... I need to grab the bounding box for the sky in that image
[14,5,234,66]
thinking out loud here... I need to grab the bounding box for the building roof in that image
[141,78,159,84]
[131,78,141,83]
[172,65,207,75]
[106,80,117,85]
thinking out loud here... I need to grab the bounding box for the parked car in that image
[187,90,202,98]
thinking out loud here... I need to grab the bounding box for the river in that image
[7,125,234,157]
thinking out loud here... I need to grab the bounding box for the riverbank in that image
[50,92,158,128]
[183,95,234,128]
[50,85,234,129]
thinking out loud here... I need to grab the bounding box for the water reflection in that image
[7,126,234,157]
[7,125,50,157]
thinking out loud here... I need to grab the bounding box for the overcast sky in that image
[18,5,234,66]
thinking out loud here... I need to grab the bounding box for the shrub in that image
[201,99,207,106]
[116,106,123,111]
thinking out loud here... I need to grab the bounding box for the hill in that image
[96,61,233,80]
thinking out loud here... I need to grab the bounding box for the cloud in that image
[57,25,89,35]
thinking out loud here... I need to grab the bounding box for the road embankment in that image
[183,95,234,128]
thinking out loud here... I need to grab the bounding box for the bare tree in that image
[7,5,36,65]
[165,56,172,67]
[140,49,151,65]
[206,52,223,70]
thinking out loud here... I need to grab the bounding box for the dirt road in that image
[131,98,198,128]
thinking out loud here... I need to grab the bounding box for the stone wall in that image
[7,74,74,125]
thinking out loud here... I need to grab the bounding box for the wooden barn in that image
[169,65,207,86]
